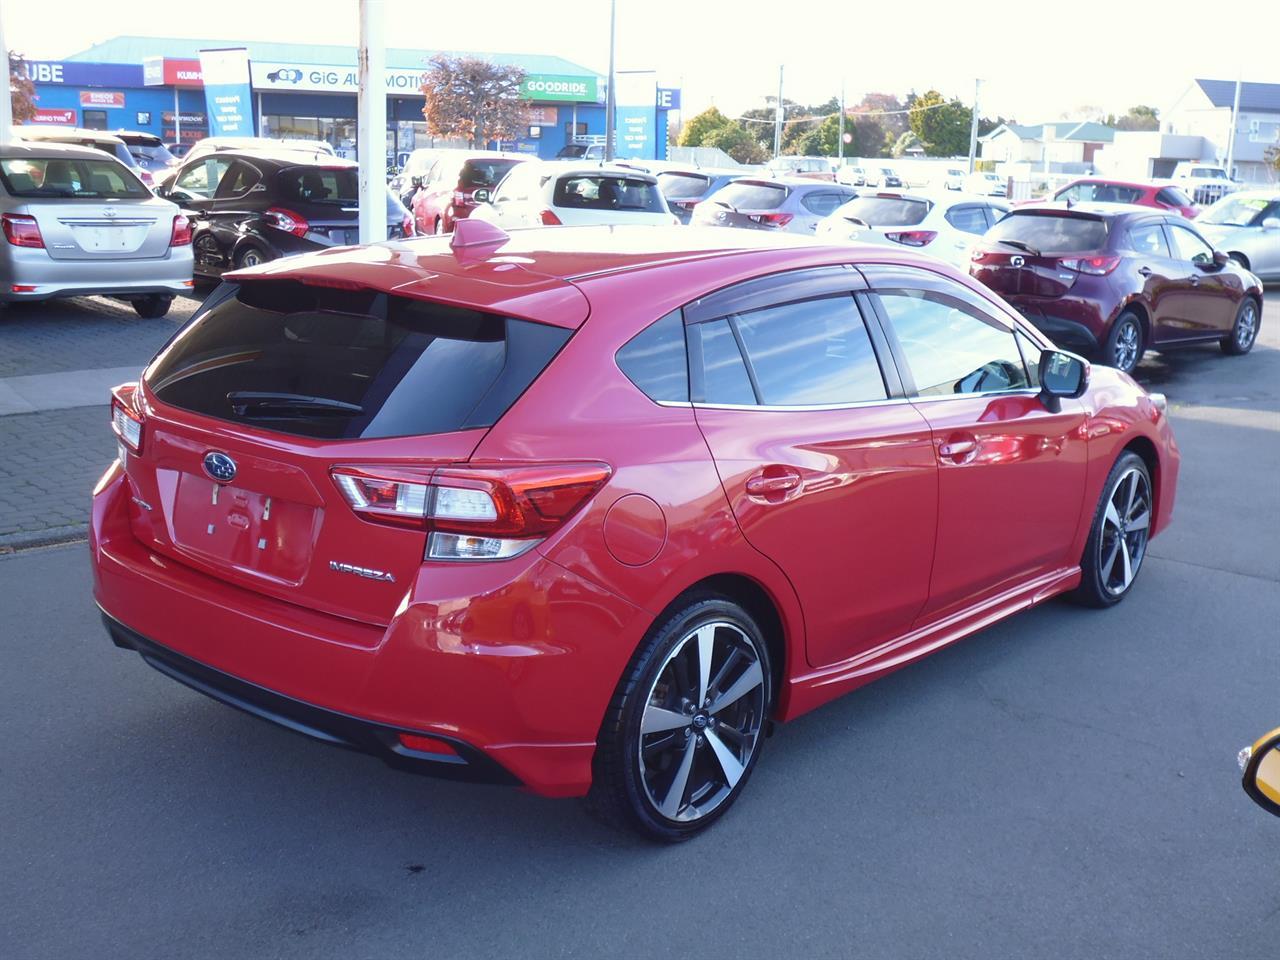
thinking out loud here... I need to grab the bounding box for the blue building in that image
[22,36,678,163]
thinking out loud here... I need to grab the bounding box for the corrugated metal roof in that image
[63,35,601,77]
[1195,79,1280,113]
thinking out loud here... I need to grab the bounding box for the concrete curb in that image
[0,524,89,554]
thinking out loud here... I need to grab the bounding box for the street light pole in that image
[604,0,617,162]
[967,78,981,173]
[356,0,386,245]
[1225,72,1242,177]
[838,79,845,163]
[773,65,784,159]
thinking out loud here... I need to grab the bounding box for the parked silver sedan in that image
[0,142,192,317]
[1195,190,1280,282]
[689,177,857,235]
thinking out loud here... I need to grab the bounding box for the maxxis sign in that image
[519,74,599,102]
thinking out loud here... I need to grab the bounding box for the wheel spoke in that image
[1101,536,1121,581]
[659,736,697,818]
[1104,499,1122,531]
[709,659,764,716]
[642,706,691,735]
[1127,509,1150,532]
[704,729,745,790]
[695,625,715,707]
[1124,472,1139,518]
[1119,536,1134,589]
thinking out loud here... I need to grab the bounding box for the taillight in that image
[539,209,563,226]
[1060,254,1120,276]
[747,212,793,227]
[110,382,144,455]
[332,462,611,561]
[2,213,44,248]
[170,214,192,246]
[452,190,469,206]
[264,207,309,237]
[402,213,414,237]
[885,230,938,247]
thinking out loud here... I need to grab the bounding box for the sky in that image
[5,0,1279,124]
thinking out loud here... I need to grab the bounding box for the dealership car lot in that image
[0,283,1276,954]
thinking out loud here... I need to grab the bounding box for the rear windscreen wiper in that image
[993,238,1040,256]
[227,391,363,417]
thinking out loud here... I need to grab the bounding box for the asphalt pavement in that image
[1,291,1277,959]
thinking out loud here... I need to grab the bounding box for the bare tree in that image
[421,56,526,149]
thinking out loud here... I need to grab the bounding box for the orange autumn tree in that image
[421,56,526,149]
[9,51,38,122]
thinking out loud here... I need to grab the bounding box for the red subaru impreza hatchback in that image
[92,222,1179,840]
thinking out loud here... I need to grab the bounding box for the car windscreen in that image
[0,156,148,199]
[553,174,665,212]
[145,281,572,440]
[835,195,930,226]
[986,212,1109,253]
[657,172,712,199]
[709,181,787,211]
[275,166,358,204]
[1199,194,1272,227]
[459,158,524,189]
[556,145,588,158]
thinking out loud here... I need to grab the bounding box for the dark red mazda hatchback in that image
[93,222,1179,840]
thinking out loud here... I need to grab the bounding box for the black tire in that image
[1102,310,1144,374]
[131,295,172,319]
[1227,252,1250,271]
[235,245,270,269]
[586,595,772,842]
[1221,296,1260,356]
[1070,451,1153,608]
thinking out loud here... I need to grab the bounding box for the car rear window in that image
[657,171,712,199]
[0,156,148,199]
[459,158,524,189]
[553,174,665,212]
[986,212,1108,253]
[710,181,787,211]
[145,281,571,440]
[835,195,930,226]
[275,166,358,204]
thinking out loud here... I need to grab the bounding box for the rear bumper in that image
[1004,298,1105,355]
[0,246,193,301]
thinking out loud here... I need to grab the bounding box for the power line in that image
[734,98,961,126]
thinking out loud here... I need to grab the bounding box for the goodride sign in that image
[199,48,255,136]
[519,74,598,102]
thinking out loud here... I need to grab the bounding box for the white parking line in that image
[0,366,143,416]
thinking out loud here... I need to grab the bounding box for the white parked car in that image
[938,167,967,191]
[815,189,1009,270]
[472,162,678,228]
[1170,161,1240,206]
[965,171,1007,197]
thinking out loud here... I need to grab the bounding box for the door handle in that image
[745,469,802,497]
[939,436,977,462]
[1138,266,1153,277]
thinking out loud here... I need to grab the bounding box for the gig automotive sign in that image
[251,62,599,102]
[199,47,255,136]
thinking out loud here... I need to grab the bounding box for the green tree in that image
[678,106,732,147]
[855,92,907,138]
[8,51,37,123]
[702,122,768,164]
[796,112,887,158]
[1104,104,1159,131]
[420,56,526,148]
[909,89,972,157]
[891,130,922,158]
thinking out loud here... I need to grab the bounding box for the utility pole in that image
[356,0,386,245]
[0,8,13,142]
[838,79,845,163]
[1225,73,1242,178]
[967,78,981,173]
[604,0,617,161]
[773,65,784,159]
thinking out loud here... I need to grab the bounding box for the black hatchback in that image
[157,151,410,279]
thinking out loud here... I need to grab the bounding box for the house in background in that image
[1162,79,1280,184]
[980,121,1116,175]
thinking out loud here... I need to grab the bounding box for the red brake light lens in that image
[2,213,45,248]
[539,209,563,226]
[264,207,309,238]
[397,733,459,757]
[110,382,144,454]
[747,212,794,227]
[170,214,192,246]
[885,230,938,247]
[1060,254,1121,276]
[332,467,432,528]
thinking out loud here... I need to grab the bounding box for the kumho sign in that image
[520,74,598,102]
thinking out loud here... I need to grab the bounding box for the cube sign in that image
[520,74,598,102]
[80,90,125,108]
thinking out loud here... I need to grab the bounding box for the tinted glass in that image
[0,156,147,199]
[835,195,930,226]
[877,289,1030,396]
[174,157,231,198]
[146,281,570,440]
[276,166,358,203]
[1072,182,1141,203]
[553,175,664,212]
[213,161,261,199]
[732,296,885,405]
[657,171,712,199]
[1155,187,1193,208]
[945,205,989,235]
[1014,329,1042,388]
[1128,223,1170,257]
[1166,224,1214,264]
[710,181,788,211]
[801,191,850,216]
[1200,194,1271,226]
[459,158,523,188]
[690,319,755,405]
[986,212,1108,253]
[616,310,689,402]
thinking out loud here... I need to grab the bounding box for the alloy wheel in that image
[637,621,766,823]
[1113,320,1140,372]
[240,249,263,268]
[1099,467,1151,596]
[1236,300,1258,351]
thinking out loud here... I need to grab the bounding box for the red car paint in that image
[410,152,529,235]
[1051,178,1199,219]
[91,226,1180,798]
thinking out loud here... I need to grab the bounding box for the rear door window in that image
[615,310,689,402]
[800,191,849,217]
[553,175,664,212]
[174,157,231,199]
[709,181,788,211]
[459,158,524,189]
[145,281,571,439]
[985,212,1108,253]
[213,161,262,199]
[945,205,989,235]
[1127,222,1171,257]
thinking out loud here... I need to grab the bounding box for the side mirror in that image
[1239,727,1280,818]
[411,175,423,189]
[1262,217,1280,231]
[472,188,490,204]
[1038,348,1089,410]
[1211,249,1230,268]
